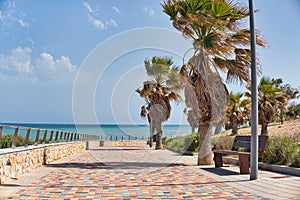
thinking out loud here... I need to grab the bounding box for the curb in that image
[223,157,300,177]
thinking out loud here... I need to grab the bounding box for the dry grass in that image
[220,119,300,140]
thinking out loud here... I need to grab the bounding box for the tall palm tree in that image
[136,56,181,149]
[225,91,250,135]
[257,77,287,135]
[162,0,266,164]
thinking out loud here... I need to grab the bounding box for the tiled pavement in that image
[1,146,300,200]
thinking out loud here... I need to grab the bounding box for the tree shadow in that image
[45,161,188,170]
[89,147,149,151]
[200,167,240,176]
[46,162,106,169]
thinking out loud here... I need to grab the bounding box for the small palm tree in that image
[162,0,267,164]
[225,91,250,135]
[246,77,287,135]
[136,56,181,149]
[272,78,300,124]
[258,77,287,135]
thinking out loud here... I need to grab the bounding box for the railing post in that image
[49,130,54,144]
[54,130,58,142]
[35,129,40,146]
[12,127,19,148]
[63,132,67,142]
[0,126,2,141]
[70,132,74,141]
[42,130,48,144]
[24,128,31,147]
[67,132,70,142]
[59,131,63,142]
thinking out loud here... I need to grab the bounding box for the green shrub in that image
[211,136,235,150]
[164,132,199,152]
[0,134,25,148]
[262,136,300,167]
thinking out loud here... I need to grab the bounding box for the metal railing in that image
[0,124,179,149]
[0,125,100,149]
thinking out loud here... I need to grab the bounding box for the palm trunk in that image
[261,122,268,135]
[231,117,238,135]
[191,126,196,133]
[149,119,154,148]
[198,122,213,165]
[214,122,222,135]
[232,126,238,135]
[155,123,163,149]
[280,110,284,124]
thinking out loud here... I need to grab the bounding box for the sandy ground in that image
[221,119,300,139]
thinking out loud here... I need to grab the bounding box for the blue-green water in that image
[1,123,192,140]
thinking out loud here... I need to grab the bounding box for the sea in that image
[0,123,192,141]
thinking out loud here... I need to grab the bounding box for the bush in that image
[211,136,235,150]
[262,136,300,167]
[0,134,25,148]
[164,132,199,152]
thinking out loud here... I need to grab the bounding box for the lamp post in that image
[249,0,259,180]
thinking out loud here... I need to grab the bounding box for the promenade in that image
[1,146,299,200]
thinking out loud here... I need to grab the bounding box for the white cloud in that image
[83,1,95,13]
[8,0,16,8]
[143,7,154,17]
[84,2,118,30]
[107,19,118,28]
[0,47,32,73]
[0,47,77,84]
[87,14,105,29]
[17,18,29,27]
[112,6,120,13]
[36,53,77,82]
[0,1,30,28]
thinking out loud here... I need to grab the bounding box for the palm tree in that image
[162,0,266,164]
[272,78,300,124]
[225,91,250,135]
[286,103,300,120]
[257,77,287,135]
[136,56,181,149]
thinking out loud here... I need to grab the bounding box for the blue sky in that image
[0,0,299,124]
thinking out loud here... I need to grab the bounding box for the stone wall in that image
[0,142,86,184]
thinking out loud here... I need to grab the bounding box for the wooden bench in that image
[213,135,268,174]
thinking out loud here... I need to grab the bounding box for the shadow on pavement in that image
[45,161,188,169]
[89,148,148,151]
[201,167,240,176]
[45,162,106,169]
[0,183,21,187]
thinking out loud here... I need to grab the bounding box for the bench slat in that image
[232,141,266,150]
[232,142,251,149]
[213,150,240,155]
[234,135,268,142]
